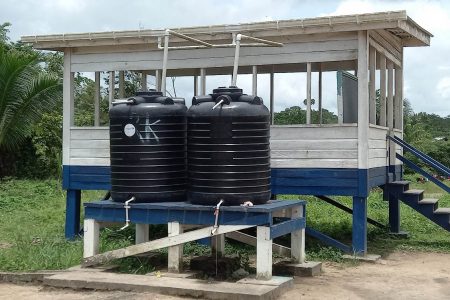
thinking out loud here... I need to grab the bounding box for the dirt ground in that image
[1,251,449,300]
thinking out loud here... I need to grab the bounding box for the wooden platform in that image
[83,199,306,280]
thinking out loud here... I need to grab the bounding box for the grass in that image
[0,176,449,272]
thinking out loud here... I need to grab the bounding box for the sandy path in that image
[1,251,449,299]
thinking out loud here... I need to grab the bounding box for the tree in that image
[0,46,61,151]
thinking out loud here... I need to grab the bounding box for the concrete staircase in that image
[388,181,450,231]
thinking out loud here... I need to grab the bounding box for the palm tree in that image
[0,46,61,151]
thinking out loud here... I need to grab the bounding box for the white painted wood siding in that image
[70,36,358,72]
[270,125,358,168]
[368,125,388,168]
[69,125,359,169]
[70,127,109,166]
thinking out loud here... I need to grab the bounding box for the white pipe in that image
[212,99,224,110]
[161,29,170,96]
[232,34,241,86]
[167,29,213,48]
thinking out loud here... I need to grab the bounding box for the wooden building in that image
[22,10,433,255]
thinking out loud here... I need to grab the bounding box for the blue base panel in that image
[63,165,403,197]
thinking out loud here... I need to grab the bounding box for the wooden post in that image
[256,226,272,280]
[168,222,183,272]
[369,46,376,124]
[306,62,312,124]
[395,63,403,130]
[135,224,149,244]
[211,235,225,257]
[141,71,147,91]
[269,70,274,125]
[119,71,125,98]
[387,60,395,167]
[252,65,258,95]
[62,48,74,166]
[65,189,80,239]
[83,219,100,258]
[318,63,323,125]
[352,196,367,255]
[200,68,206,95]
[94,71,100,127]
[109,71,115,109]
[155,70,161,91]
[194,75,198,96]
[290,206,305,263]
[357,31,369,171]
[379,54,387,127]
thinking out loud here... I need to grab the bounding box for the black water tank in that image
[187,86,271,205]
[109,90,187,203]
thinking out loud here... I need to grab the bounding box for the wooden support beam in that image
[194,75,198,96]
[94,71,100,127]
[211,235,225,257]
[119,71,125,98]
[200,68,206,95]
[83,219,100,258]
[252,65,258,95]
[306,62,312,125]
[108,71,115,109]
[369,47,376,125]
[352,197,367,255]
[395,64,403,130]
[83,225,253,267]
[135,224,149,244]
[62,48,74,166]
[269,70,274,125]
[168,222,183,272]
[387,60,395,166]
[141,71,147,91]
[256,226,272,280]
[318,63,323,125]
[357,31,369,170]
[379,54,386,127]
[290,206,305,264]
[225,231,291,257]
[155,69,161,91]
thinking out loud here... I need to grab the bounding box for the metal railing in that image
[389,135,450,193]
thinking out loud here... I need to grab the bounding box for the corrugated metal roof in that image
[21,10,431,50]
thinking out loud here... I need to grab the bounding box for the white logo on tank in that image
[124,124,136,137]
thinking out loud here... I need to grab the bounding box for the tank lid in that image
[135,90,163,97]
[212,86,243,94]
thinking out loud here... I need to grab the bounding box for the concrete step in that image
[418,198,439,205]
[390,181,410,186]
[44,270,293,300]
[402,189,424,199]
[434,208,450,214]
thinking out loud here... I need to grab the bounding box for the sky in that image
[1,0,450,116]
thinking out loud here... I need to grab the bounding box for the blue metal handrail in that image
[389,135,450,177]
[396,153,450,193]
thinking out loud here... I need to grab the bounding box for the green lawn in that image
[0,177,449,272]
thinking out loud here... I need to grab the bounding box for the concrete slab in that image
[342,254,381,263]
[43,270,291,300]
[0,271,60,283]
[237,276,293,287]
[146,271,198,279]
[273,261,322,277]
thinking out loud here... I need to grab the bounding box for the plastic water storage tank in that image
[109,90,187,203]
[187,86,271,205]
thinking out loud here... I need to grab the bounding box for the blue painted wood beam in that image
[352,196,367,255]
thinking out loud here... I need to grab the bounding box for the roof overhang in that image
[21,10,432,51]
